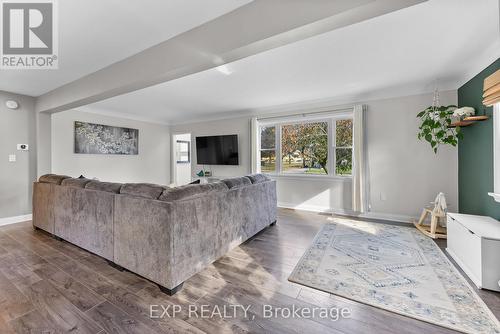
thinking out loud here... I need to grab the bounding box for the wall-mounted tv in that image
[196,135,239,165]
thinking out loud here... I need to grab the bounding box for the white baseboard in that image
[278,202,334,214]
[277,202,415,223]
[360,211,415,224]
[0,214,32,227]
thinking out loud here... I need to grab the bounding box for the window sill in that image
[265,173,352,182]
[488,193,500,203]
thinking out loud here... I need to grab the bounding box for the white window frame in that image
[258,126,277,174]
[489,103,500,202]
[255,110,353,179]
[332,118,354,177]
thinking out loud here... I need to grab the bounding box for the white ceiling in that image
[83,0,500,124]
[0,0,252,96]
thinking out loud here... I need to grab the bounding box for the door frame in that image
[171,132,192,186]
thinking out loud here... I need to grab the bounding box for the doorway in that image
[173,133,192,186]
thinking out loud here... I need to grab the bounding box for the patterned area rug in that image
[288,219,500,334]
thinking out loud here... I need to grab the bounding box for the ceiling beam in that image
[35,0,426,113]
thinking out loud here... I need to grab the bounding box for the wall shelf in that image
[448,115,489,128]
[463,115,489,121]
[448,121,474,128]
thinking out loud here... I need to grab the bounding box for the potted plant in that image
[417,105,475,153]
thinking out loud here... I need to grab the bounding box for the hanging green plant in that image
[417,105,462,153]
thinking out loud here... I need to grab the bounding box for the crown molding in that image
[169,86,458,126]
[76,106,171,126]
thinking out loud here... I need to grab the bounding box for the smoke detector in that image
[5,100,19,110]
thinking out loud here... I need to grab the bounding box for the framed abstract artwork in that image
[74,121,139,155]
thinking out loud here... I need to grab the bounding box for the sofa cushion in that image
[246,174,271,184]
[61,178,92,188]
[85,181,122,194]
[120,183,166,199]
[222,176,251,189]
[39,174,71,185]
[159,182,228,202]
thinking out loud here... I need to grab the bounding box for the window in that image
[490,103,500,202]
[260,126,276,173]
[281,122,328,175]
[257,113,353,177]
[176,140,190,163]
[334,119,353,176]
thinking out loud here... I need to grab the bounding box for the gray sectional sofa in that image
[33,174,277,295]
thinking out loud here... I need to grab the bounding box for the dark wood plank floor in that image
[0,208,498,333]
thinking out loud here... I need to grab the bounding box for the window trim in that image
[258,126,277,174]
[256,111,353,178]
[489,103,500,202]
[332,118,354,177]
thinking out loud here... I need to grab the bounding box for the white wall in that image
[36,112,52,178]
[0,91,36,220]
[52,110,170,185]
[276,177,352,212]
[171,90,458,221]
[365,91,458,220]
[171,118,251,179]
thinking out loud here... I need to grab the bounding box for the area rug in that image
[288,219,500,334]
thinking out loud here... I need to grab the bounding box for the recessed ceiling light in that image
[5,100,19,109]
[215,64,232,76]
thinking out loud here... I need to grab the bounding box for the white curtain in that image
[352,104,367,213]
[250,117,258,174]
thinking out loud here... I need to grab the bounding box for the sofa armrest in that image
[113,195,175,288]
[170,193,224,287]
[33,182,55,233]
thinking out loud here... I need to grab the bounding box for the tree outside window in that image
[258,116,353,177]
[281,122,328,175]
[335,119,353,176]
[260,126,276,173]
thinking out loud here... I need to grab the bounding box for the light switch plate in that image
[8,154,16,162]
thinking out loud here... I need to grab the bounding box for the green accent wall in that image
[458,58,500,219]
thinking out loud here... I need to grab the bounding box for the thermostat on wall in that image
[17,144,29,151]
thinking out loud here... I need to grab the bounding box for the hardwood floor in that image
[0,208,498,333]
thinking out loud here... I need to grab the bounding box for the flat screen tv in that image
[196,135,239,165]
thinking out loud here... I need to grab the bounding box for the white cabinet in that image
[446,213,500,292]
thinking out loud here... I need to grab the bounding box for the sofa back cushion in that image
[246,174,271,184]
[120,183,166,199]
[85,181,122,194]
[39,174,71,185]
[222,176,251,189]
[61,178,92,188]
[159,182,228,202]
